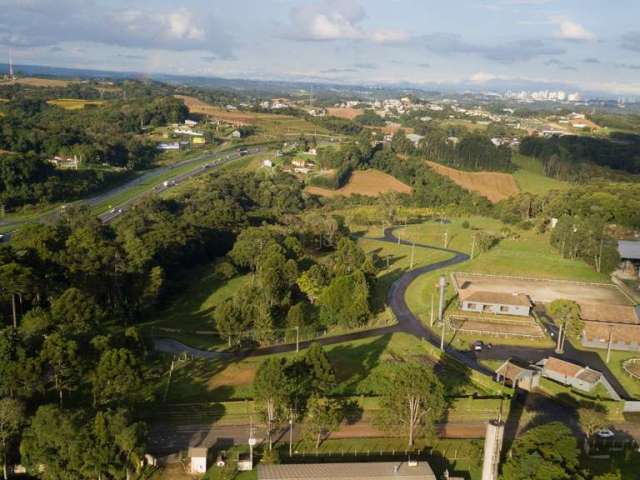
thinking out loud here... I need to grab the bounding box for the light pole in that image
[438,275,448,352]
[289,412,294,457]
[295,326,300,352]
[410,241,415,269]
[248,417,257,469]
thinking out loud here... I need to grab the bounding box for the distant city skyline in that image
[1,0,639,95]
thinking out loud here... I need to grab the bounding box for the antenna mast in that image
[8,50,14,79]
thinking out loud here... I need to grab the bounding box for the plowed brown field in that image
[327,107,362,119]
[426,160,519,202]
[306,169,412,198]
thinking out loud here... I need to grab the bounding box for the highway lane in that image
[0,145,265,237]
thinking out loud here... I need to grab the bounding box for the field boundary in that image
[452,271,618,290]
[623,358,640,381]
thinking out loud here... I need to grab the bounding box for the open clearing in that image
[306,169,411,198]
[177,94,282,124]
[426,161,519,203]
[177,95,326,137]
[47,98,105,110]
[1,77,74,88]
[511,154,569,195]
[327,107,362,119]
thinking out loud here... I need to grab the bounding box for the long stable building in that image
[258,461,439,480]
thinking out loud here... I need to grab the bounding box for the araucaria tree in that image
[374,361,445,447]
[253,358,291,450]
[548,299,583,353]
[304,395,343,451]
[0,398,24,480]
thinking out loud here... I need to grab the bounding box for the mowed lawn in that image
[160,332,491,404]
[512,154,569,195]
[142,261,250,334]
[356,236,452,320]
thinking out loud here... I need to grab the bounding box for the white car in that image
[596,428,615,438]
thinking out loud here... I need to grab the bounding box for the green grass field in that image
[142,262,250,334]
[512,154,569,195]
[589,349,640,399]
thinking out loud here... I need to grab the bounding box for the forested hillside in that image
[0,93,188,209]
[519,133,640,179]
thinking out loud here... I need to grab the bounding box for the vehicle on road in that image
[238,148,249,156]
[473,340,484,351]
[163,180,177,188]
[596,428,615,438]
[0,234,5,242]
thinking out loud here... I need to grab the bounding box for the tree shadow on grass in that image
[326,334,393,395]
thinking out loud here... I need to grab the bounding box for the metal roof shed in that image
[258,461,437,480]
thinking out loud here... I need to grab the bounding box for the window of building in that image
[500,306,509,312]
[467,303,476,309]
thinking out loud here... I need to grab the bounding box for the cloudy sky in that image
[2,0,640,94]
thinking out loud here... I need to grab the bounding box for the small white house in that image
[185,119,198,127]
[157,142,180,151]
[231,130,242,138]
[262,159,273,168]
[189,447,208,474]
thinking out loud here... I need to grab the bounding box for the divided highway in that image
[0,145,265,236]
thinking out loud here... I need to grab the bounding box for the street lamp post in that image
[289,413,294,457]
[295,326,300,352]
[438,275,448,352]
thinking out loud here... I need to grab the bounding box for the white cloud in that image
[286,0,408,44]
[555,20,594,41]
[0,1,234,56]
[469,72,511,83]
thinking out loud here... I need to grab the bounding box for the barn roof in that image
[258,462,437,480]
[618,240,640,260]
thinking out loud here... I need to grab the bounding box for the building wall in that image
[191,457,207,474]
[581,337,640,352]
[461,301,530,317]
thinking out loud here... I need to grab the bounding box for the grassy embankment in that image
[511,154,569,195]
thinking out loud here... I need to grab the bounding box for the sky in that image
[1,0,640,95]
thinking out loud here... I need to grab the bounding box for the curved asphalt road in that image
[156,226,632,400]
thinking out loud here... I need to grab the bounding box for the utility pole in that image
[438,275,448,352]
[438,275,447,322]
[295,326,300,353]
[430,294,435,326]
[606,327,613,364]
[410,242,415,269]
[444,230,448,248]
[397,229,401,246]
[248,417,257,468]
[289,410,294,457]
[471,235,476,260]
